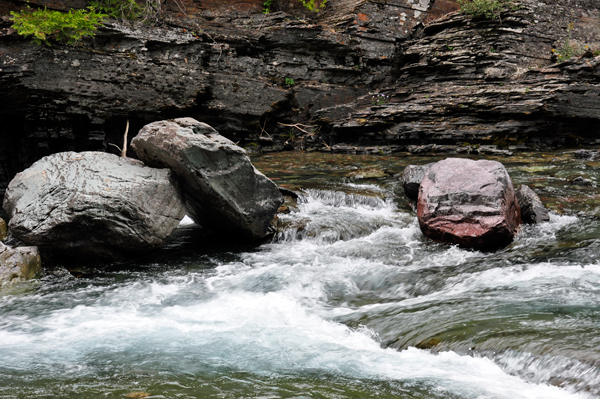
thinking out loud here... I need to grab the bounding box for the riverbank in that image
[1,0,600,203]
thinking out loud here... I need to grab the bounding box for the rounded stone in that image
[417,158,521,251]
[2,152,186,260]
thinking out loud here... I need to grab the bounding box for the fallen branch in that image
[277,122,317,136]
[260,117,270,137]
[121,119,129,158]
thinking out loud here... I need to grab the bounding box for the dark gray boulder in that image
[2,152,185,260]
[131,118,284,240]
[417,158,521,251]
[515,185,550,224]
[0,243,41,285]
[400,163,435,201]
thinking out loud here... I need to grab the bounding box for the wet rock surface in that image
[131,118,283,240]
[2,152,185,260]
[401,163,435,201]
[417,158,521,250]
[0,243,41,285]
[515,185,549,224]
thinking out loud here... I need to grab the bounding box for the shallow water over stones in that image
[0,150,599,398]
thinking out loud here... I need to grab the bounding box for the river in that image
[0,151,599,398]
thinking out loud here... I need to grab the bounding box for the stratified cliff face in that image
[1,0,599,201]
[317,1,600,152]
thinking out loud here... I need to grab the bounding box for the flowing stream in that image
[1,151,600,398]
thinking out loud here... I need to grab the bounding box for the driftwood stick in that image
[108,143,122,153]
[277,122,316,135]
[260,117,270,137]
[121,119,129,158]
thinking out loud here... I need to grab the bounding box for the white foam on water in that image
[0,282,590,399]
[0,191,595,398]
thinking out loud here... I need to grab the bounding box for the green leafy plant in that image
[89,0,141,20]
[89,0,172,23]
[263,0,274,14]
[263,0,326,14]
[285,78,295,86]
[297,0,326,12]
[552,22,582,63]
[10,7,106,45]
[371,93,390,106]
[457,0,518,21]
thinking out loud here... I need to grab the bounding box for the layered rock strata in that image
[1,0,599,204]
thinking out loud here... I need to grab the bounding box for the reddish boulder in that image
[417,158,521,251]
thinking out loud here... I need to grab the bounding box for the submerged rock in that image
[568,176,595,186]
[573,149,600,161]
[131,118,284,240]
[400,163,435,201]
[2,152,185,260]
[347,167,388,179]
[0,243,41,285]
[515,185,550,224]
[417,158,521,251]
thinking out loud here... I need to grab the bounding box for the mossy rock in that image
[0,218,6,241]
[347,167,388,179]
[0,245,42,285]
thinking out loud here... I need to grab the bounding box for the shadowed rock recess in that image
[1,0,600,203]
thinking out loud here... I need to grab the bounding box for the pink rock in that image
[417,158,521,251]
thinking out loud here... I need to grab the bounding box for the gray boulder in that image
[131,118,283,240]
[0,243,41,285]
[417,158,521,251]
[515,185,550,224]
[400,163,435,201]
[3,152,185,260]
